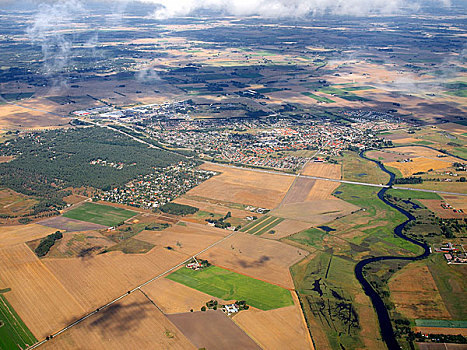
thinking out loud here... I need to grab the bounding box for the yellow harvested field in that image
[233,293,313,350]
[43,246,188,311]
[137,221,228,257]
[305,179,340,200]
[192,163,294,208]
[199,232,308,289]
[0,224,57,247]
[142,278,224,314]
[301,162,341,179]
[389,263,450,319]
[385,157,452,177]
[390,137,420,144]
[271,199,359,224]
[42,291,195,350]
[0,244,85,339]
[174,196,253,218]
[0,103,68,129]
[266,219,311,240]
[419,199,466,219]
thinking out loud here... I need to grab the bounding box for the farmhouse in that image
[223,303,239,315]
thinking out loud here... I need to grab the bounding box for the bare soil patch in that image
[39,216,107,232]
[301,162,341,179]
[0,224,57,247]
[167,310,261,350]
[265,219,312,240]
[280,177,316,206]
[419,199,466,219]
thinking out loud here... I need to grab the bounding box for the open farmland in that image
[199,232,308,288]
[167,265,294,310]
[385,157,452,177]
[167,310,261,350]
[0,224,57,248]
[418,200,466,219]
[233,293,313,350]
[0,294,36,350]
[42,291,195,350]
[388,262,451,320]
[0,244,86,339]
[0,188,37,218]
[190,163,294,208]
[39,216,107,232]
[63,202,136,227]
[343,151,390,184]
[301,162,341,179]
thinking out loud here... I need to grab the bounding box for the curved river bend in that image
[355,151,430,350]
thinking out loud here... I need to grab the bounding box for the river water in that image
[355,151,431,349]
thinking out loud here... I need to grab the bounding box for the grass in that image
[301,92,335,103]
[240,215,269,232]
[385,188,442,200]
[0,295,36,350]
[342,151,390,185]
[167,265,293,310]
[246,216,276,234]
[415,319,467,328]
[63,202,136,227]
[413,140,434,145]
[288,227,327,248]
[106,238,154,254]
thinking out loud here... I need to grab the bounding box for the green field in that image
[0,295,36,350]
[301,92,335,103]
[415,319,467,328]
[63,202,136,227]
[386,188,442,200]
[167,265,293,310]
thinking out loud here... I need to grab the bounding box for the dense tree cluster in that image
[159,202,198,216]
[35,231,63,257]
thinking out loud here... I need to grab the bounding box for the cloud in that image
[135,67,161,83]
[26,0,86,78]
[142,0,451,19]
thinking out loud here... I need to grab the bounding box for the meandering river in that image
[355,151,431,349]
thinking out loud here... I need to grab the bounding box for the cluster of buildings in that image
[434,242,467,264]
[89,158,134,170]
[97,162,215,209]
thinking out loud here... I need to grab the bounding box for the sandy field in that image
[270,199,359,225]
[301,162,341,179]
[265,219,312,240]
[419,200,466,219]
[389,263,451,319]
[233,293,313,350]
[305,179,340,200]
[0,244,85,338]
[436,122,467,135]
[0,224,57,247]
[199,232,308,289]
[42,291,195,350]
[385,157,452,177]
[168,310,261,350]
[192,163,294,208]
[280,177,316,206]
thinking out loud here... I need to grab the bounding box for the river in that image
[355,151,431,350]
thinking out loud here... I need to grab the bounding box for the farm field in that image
[0,294,36,350]
[388,262,451,320]
[418,199,466,219]
[233,293,313,350]
[63,202,136,227]
[173,195,253,218]
[441,194,467,211]
[280,177,316,205]
[167,265,293,310]
[167,310,261,350]
[0,188,37,218]
[385,157,452,177]
[199,232,308,288]
[39,216,107,232]
[241,215,284,235]
[0,244,86,339]
[141,278,225,314]
[0,224,57,247]
[192,163,294,208]
[300,162,341,179]
[42,291,195,350]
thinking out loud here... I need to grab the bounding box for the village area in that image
[74,101,402,171]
